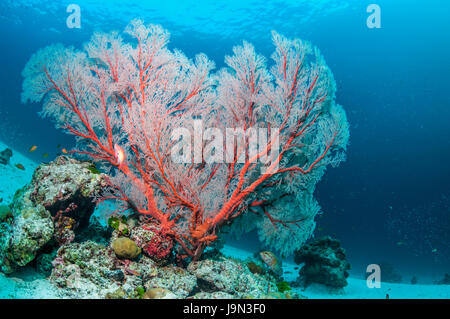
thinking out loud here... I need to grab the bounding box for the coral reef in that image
[47,239,279,299]
[22,19,349,261]
[144,265,197,298]
[0,152,310,299]
[294,236,350,289]
[10,18,351,298]
[0,156,107,273]
[29,156,107,236]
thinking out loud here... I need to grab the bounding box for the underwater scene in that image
[0,0,449,301]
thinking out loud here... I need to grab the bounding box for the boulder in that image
[294,236,350,289]
[187,256,277,298]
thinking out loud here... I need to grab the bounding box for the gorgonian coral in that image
[22,19,349,260]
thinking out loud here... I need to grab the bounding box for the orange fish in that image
[15,164,25,170]
[62,148,68,154]
[29,145,37,152]
[114,144,125,165]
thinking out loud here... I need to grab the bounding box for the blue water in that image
[1,0,449,289]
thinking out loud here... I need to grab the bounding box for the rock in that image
[142,288,177,299]
[187,256,277,298]
[0,148,12,165]
[436,274,450,285]
[49,241,160,299]
[0,156,108,273]
[29,156,107,232]
[294,236,350,289]
[145,265,197,298]
[0,186,54,273]
[111,237,141,259]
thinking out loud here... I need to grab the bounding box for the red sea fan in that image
[22,19,349,260]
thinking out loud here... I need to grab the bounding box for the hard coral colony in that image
[21,19,349,261]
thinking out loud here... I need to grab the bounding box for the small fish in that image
[396,241,404,246]
[431,248,437,253]
[56,144,61,148]
[259,251,282,275]
[29,145,37,153]
[15,164,25,170]
[62,148,68,154]
[114,144,126,165]
[42,153,49,158]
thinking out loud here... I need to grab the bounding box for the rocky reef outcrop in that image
[294,236,350,289]
[47,239,280,299]
[0,156,107,273]
[187,256,277,298]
